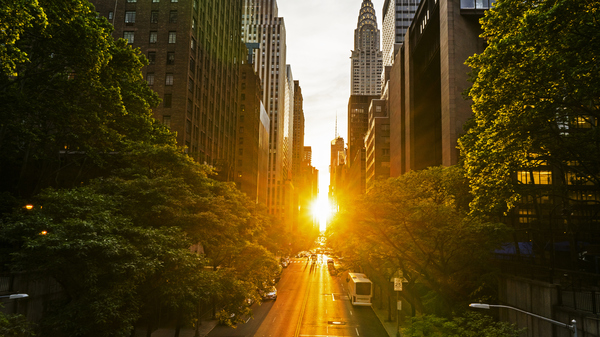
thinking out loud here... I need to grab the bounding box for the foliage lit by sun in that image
[311,195,333,232]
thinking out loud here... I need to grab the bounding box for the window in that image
[169,10,177,23]
[150,10,158,23]
[108,11,113,20]
[147,51,156,65]
[188,78,193,92]
[163,115,171,127]
[146,73,154,85]
[165,73,173,85]
[123,31,134,44]
[192,18,196,31]
[149,31,157,43]
[167,52,175,65]
[125,11,136,24]
[189,57,195,73]
[168,31,176,43]
[126,0,136,2]
[152,0,159,2]
[163,95,172,108]
[517,171,552,185]
[171,0,177,2]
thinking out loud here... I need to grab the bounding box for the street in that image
[208,255,389,337]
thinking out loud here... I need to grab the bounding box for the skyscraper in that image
[91,0,244,180]
[351,0,383,96]
[382,0,420,67]
[236,45,270,204]
[329,136,346,205]
[242,0,291,219]
[292,80,305,186]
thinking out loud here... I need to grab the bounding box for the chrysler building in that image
[351,0,383,96]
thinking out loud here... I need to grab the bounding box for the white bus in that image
[346,272,372,306]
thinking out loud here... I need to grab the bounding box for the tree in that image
[0,186,199,337]
[0,0,47,76]
[0,306,36,337]
[0,0,174,197]
[327,166,507,316]
[459,0,600,215]
[401,312,522,337]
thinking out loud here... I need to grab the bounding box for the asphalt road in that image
[208,255,389,337]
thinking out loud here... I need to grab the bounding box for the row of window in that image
[147,51,175,65]
[517,170,599,186]
[123,31,176,44]
[125,0,178,3]
[146,73,173,86]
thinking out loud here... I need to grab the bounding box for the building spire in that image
[335,112,338,138]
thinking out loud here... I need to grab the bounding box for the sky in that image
[277,0,385,197]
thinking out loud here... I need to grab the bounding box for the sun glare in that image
[312,195,333,232]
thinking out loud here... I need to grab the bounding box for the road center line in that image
[294,267,313,337]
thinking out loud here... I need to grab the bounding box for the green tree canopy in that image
[0,0,174,198]
[327,166,508,316]
[402,312,521,337]
[459,0,600,214]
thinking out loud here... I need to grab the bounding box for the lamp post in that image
[469,303,578,337]
[0,294,28,300]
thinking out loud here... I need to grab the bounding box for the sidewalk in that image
[372,302,399,337]
[133,319,218,337]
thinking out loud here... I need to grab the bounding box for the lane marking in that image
[294,265,313,337]
[356,327,360,336]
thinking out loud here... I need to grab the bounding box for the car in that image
[327,258,334,265]
[262,286,277,300]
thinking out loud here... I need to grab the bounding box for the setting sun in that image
[312,194,333,232]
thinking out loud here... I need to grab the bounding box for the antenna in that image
[335,112,338,138]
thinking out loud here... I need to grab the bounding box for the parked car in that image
[262,286,277,300]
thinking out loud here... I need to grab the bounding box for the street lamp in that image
[0,294,29,300]
[469,303,578,337]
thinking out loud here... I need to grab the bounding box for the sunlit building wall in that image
[242,0,290,217]
[281,65,295,231]
[303,146,312,166]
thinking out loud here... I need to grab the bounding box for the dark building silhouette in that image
[236,44,270,204]
[365,99,390,191]
[91,0,245,181]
